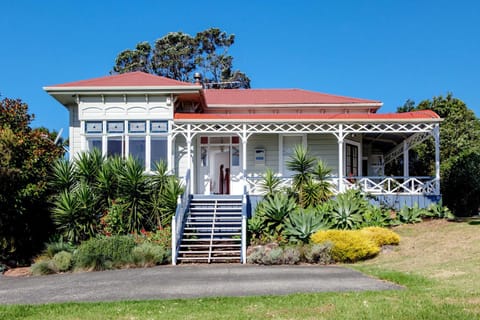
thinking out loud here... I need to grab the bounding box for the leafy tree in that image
[113,28,250,88]
[397,93,480,215]
[0,98,65,264]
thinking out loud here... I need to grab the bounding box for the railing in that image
[341,176,438,195]
[240,185,248,264]
[171,169,191,265]
[245,175,439,196]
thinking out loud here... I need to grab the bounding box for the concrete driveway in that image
[0,265,401,305]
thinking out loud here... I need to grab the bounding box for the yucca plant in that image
[116,157,150,233]
[156,177,184,227]
[285,208,327,243]
[75,149,104,185]
[52,183,98,243]
[313,160,333,202]
[95,156,120,211]
[50,158,76,191]
[286,145,316,206]
[258,167,281,198]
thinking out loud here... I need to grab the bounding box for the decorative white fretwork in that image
[384,131,432,165]
[245,176,438,196]
[172,121,437,138]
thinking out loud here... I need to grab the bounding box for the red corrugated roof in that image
[174,110,440,121]
[204,89,381,105]
[48,71,195,87]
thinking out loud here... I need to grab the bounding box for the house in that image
[44,71,441,263]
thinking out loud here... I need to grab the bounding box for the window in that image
[85,120,169,171]
[86,137,102,153]
[107,136,123,157]
[151,137,168,170]
[346,144,359,177]
[129,137,146,166]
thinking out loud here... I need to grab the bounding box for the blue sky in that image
[1,1,479,136]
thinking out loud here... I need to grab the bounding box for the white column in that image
[337,124,344,193]
[242,124,248,193]
[434,124,441,194]
[186,124,194,192]
[167,120,173,172]
[403,141,409,177]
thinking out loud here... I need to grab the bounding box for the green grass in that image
[1,219,479,319]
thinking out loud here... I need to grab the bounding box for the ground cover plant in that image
[1,219,479,319]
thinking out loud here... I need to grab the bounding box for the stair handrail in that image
[241,185,248,264]
[172,169,191,265]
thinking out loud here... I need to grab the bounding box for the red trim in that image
[174,110,440,121]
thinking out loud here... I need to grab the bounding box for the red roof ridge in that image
[47,71,196,88]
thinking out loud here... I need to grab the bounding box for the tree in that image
[397,93,480,215]
[112,28,251,88]
[0,98,65,264]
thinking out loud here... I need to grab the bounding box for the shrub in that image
[247,246,266,264]
[442,150,480,217]
[303,242,333,264]
[52,251,73,272]
[247,244,285,265]
[261,247,284,265]
[31,260,56,276]
[132,243,168,267]
[360,227,400,246]
[74,235,136,271]
[133,227,172,249]
[311,230,380,263]
[283,247,301,265]
[45,240,75,258]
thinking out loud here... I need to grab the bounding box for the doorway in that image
[197,136,241,195]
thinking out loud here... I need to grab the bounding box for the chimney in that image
[194,73,203,86]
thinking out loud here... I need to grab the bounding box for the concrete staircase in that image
[177,195,243,263]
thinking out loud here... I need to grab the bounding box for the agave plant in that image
[362,205,393,227]
[397,203,424,224]
[285,208,327,243]
[259,192,297,233]
[330,190,365,230]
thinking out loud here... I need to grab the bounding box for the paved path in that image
[0,265,401,305]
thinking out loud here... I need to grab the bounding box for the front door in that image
[197,136,241,195]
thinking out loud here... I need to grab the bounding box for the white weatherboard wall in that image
[69,105,81,158]
[72,94,173,160]
[307,134,339,175]
[246,134,279,176]
[78,95,172,120]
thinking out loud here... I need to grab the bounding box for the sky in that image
[1,0,479,137]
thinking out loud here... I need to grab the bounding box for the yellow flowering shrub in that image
[360,227,401,246]
[310,230,380,263]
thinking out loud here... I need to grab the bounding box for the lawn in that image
[1,219,479,319]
